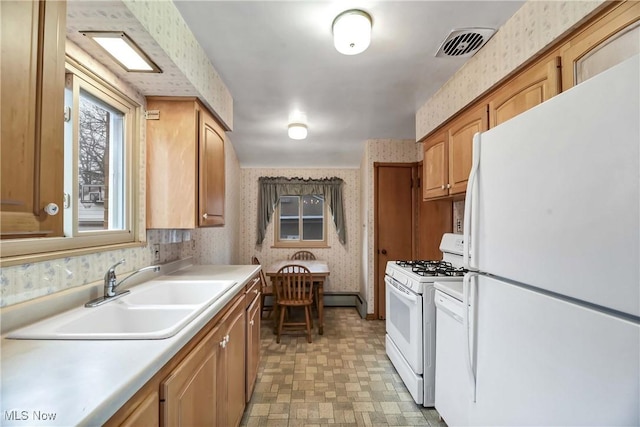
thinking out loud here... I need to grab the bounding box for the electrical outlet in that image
[152,244,160,263]
[191,239,196,251]
[456,219,462,233]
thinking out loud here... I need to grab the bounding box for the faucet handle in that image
[105,259,126,280]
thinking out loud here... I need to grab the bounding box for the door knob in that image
[381,249,387,255]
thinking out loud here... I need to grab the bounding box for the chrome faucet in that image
[85,260,161,307]
[104,259,126,297]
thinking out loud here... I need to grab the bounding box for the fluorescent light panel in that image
[82,32,161,73]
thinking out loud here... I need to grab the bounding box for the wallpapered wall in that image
[416,0,604,139]
[239,168,360,295]
[361,139,423,313]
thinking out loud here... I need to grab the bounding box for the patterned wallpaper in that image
[416,0,604,140]
[361,139,422,313]
[239,168,361,295]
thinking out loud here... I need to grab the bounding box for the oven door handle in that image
[385,277,420,305]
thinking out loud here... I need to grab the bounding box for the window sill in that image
[271,243,330,249]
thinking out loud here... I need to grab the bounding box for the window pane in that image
[302,195,323,240]
[279,196,299,240]
[78,90,125,232]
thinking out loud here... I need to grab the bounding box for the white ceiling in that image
[69,1,526,168]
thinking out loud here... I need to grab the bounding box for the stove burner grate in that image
[396,260,467,277]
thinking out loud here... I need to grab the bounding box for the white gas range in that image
[385,233,466,407]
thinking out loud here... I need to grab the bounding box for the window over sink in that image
[1,58,141,260]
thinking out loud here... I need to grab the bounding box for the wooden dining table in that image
[264,259,330,335]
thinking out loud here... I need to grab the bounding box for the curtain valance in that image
[256,176,346,245]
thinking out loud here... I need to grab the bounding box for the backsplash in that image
[0,231,195,308]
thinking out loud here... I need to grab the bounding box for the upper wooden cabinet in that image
[423,103,488,200]
[146,98,225,229]
[560,1,640,90]
[422,131,448,200]
[489,57,561,127]
[1,0,66,239]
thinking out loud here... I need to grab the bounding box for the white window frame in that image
[0,59,141,261]
[273,195,328,248]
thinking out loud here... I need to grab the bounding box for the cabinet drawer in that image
[245,275,261,307]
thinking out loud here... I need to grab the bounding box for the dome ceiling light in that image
[288,123,308,140]
[332,9,372,55]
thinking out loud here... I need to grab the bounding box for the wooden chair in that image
[290,250,316,260]
[251,256,274,319]
[290,250,320,315]
[273,264,314,343]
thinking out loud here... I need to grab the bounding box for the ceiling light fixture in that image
[288,123,308,140]
[81,31,162,73]
[332,9,372,55]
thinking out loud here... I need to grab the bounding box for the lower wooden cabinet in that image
[119,390,159,427]
[246,288,261,402]
[161,327,218,426]
[216,298,246,427]
[105,285,258,427]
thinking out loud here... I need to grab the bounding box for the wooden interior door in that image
[375,163,416,319]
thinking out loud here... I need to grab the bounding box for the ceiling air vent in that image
[435,28,496,58]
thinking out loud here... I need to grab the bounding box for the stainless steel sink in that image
[7,279,237,340]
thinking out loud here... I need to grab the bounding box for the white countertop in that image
[0,263,260,426]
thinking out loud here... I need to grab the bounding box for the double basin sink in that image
[7,279,237,340]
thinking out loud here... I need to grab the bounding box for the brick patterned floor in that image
[241,307,446,427]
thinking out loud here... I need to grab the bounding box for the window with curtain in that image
[256,177,346,246]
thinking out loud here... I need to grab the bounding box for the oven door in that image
[385,275,423,374]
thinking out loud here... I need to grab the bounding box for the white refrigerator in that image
[462,55,640,426]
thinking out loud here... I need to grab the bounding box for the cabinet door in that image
[246,294,261,402]
[1,0,65,238]
[422,131,449,200]
[146,99,198,229]
[198,107,225,227]
[561,1,640,89]
[448,103,488,195]
[119,391,159,427]
[162,328,219,426]
[225,302,247,427]
[489,57,561,127]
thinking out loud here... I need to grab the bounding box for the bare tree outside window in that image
[78,96,109,230]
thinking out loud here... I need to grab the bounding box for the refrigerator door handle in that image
[463,133,481,270]
[463,272,478,402]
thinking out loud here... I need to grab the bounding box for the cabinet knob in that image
[446,183,451,189]
[44,203,60,216]
[441,185,446,190]
[202,213,208,219]
[219,339,226,348]
[253,289,259,294]
[225,334,230,344]
[250,319,254,326]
